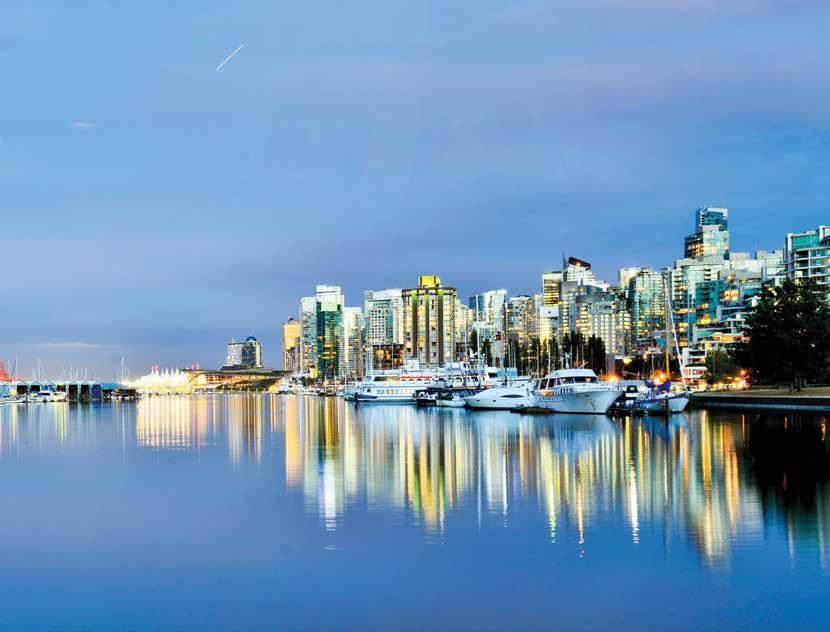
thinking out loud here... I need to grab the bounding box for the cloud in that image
[71,121,96,129]
[36,341,115,350]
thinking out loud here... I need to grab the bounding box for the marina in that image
[0,395,827,629]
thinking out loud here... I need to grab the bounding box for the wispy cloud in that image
[71,121,96,130]
[36,341,114,350]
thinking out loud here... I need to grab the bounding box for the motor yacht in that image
[464,383,535,410]
[532,368,621,414]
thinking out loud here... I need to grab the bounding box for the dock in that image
[691,388,830,412]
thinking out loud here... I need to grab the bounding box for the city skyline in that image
[3,2,830,376]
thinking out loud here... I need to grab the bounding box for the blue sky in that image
[1,1,829,377]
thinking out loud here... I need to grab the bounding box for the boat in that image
[0,395,24,405]
[354,371,436,403]
[464,383,535,410]
[633,380,690,413]
[531,368,621,414]
[25,390,66,403]
[435,388,480,408]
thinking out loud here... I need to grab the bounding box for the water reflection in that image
[2,396,829,569]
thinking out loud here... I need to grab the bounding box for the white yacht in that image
[533,368,621,414]
[464,383,535,410]
[26,390,68,403]
[354,369,437,403]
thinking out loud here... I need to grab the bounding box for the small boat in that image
[464,383,535,410]
[0,395,24,405]
[632,380,690,413]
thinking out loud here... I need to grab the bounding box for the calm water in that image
[1,396,829,630]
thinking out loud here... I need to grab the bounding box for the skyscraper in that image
[628,268,667,352]
[541,270,563,307]
[339,306,364,379]
[402,275,458,367]
[315,285,344,379]
[299,296,317,377]
[282,318,301,372]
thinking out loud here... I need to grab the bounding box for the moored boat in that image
[464,383,535,410]
[532,368,621,414]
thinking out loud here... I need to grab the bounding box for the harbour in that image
[0,395,827,629]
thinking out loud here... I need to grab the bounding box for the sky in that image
[1,0,829,378]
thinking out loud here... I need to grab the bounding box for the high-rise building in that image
[363,289,404,346]
[558,257,609,338]
[315,285,344,379]
[618,267,641,291]
[628,268,667,352]
[541,270,563,307]
[684,206,729,260]
[469,289,508,363]
[505,296,535,344]
[299,296,317,377]
[224,336,263,369]
[785,225,830,295]
[573,290,630,359]
[402,275,458,367]
[282,317,301,372]
[339,306,364,379]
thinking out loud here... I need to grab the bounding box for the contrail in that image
[216,43,244,71]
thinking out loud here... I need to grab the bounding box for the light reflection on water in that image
[2,394,828,572]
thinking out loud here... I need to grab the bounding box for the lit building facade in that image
[541,270,563,307]
[628,268,667,352]
[469,289,508,363]
[282,318,301,372]
[402,275,458,367]
[339,306,364,379]
[299,296,317,377]
[224,336,263,369]
[785,225,830,296]
[684,207,729,260]
[315,285,344,379]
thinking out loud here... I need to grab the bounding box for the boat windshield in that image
[559,376,598,384]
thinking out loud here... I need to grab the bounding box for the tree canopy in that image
[736,279,830,387]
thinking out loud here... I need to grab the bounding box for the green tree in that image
[704,349,738,384]
[585,335,607,374]
[736,279,830,388]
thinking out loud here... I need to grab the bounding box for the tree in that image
[736,279,830,388]
[585,335,607,374]
[704,349,738,384]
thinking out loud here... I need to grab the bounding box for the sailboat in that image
[629,278,690,414]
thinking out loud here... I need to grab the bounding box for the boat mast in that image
[664,275,671,379]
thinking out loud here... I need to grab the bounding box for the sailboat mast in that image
[664,276,671,378]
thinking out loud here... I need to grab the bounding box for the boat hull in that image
[534,389,621,414]
[639,394,690,413]
[464,395,535,410]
